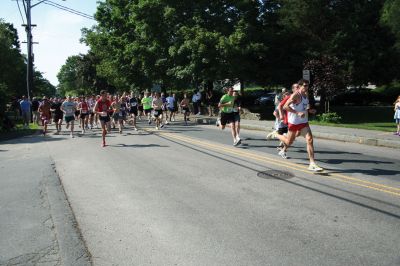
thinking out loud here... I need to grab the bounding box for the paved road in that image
[1,119,400,265]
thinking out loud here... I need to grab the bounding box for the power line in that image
[42,1,95,20]
[16,0,26,24]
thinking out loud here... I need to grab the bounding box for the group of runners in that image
[36,91,183,146]
[36,79,323,171]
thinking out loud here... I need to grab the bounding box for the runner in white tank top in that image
[276,79,323,172]
[287,94,309,125]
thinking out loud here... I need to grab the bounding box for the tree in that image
[304,56,348,111]
[34,71,56,97]
[381,0,400,48]
[0,20,26,95]
[82,0,268,92]
[57,53,108,96]
[273,0,400,88]
[0,20,26,114]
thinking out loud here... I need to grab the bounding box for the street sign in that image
[303,70,311,81]
[233,82,241,91]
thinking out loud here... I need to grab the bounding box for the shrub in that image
[316,112,342,123]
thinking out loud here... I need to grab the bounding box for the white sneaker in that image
[278,150,287,159]
[216,119,221,127]
[172,118,175,122]
[236,136,241,145]
[70,133,74,138]
[233,139,238,146]
[308,163,323,172]
[133,127,138,131]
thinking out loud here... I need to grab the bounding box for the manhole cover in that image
[257,170,294,180]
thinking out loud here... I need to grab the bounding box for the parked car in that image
[254,93,276,105]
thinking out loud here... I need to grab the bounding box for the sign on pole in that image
[233,82,241,91]
[303,70,311,82]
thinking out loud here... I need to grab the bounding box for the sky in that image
[0,0,100,86]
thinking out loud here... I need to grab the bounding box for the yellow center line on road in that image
[148,129,400,197]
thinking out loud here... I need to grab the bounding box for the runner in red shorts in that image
[277,79,323,172]
[38,97,51,135]
[94,90,112,147]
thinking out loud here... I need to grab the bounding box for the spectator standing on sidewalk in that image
[394,95,400,135]
[192,90,202,115]
[19,95,31,128]
[31,97,40,124]
[205,88,214,116]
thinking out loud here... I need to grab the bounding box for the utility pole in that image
[21,0,66,99]
[25,0,33,100]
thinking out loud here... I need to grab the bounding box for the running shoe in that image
[394,132,399,135]
[233,139,238,146]
[148,120,151,125]
[160,124,165,128]
[308,163,323,172]
[278,150,287,159]
[236,137,242,145]
[102,142,106,147]
[172,118,175,122]
[133,127,138,131]
[165,121,169,125]
[216,119,221,127]
[70,133,74,138]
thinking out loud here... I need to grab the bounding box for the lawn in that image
[248,105,397,132]
[309,121,395,132]
[0,122,40,141]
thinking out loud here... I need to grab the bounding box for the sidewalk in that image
[193,115,400,149]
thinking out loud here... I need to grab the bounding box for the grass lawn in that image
[0,123,40,141]
[309,121,395,132]
[249,105,396,132]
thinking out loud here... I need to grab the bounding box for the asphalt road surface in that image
[1,119,400,266]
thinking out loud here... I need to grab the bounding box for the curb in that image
[195,117,400,149]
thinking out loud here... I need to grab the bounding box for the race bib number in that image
[100,112,108,117]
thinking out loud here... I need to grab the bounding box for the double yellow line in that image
[148,129,400,197]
